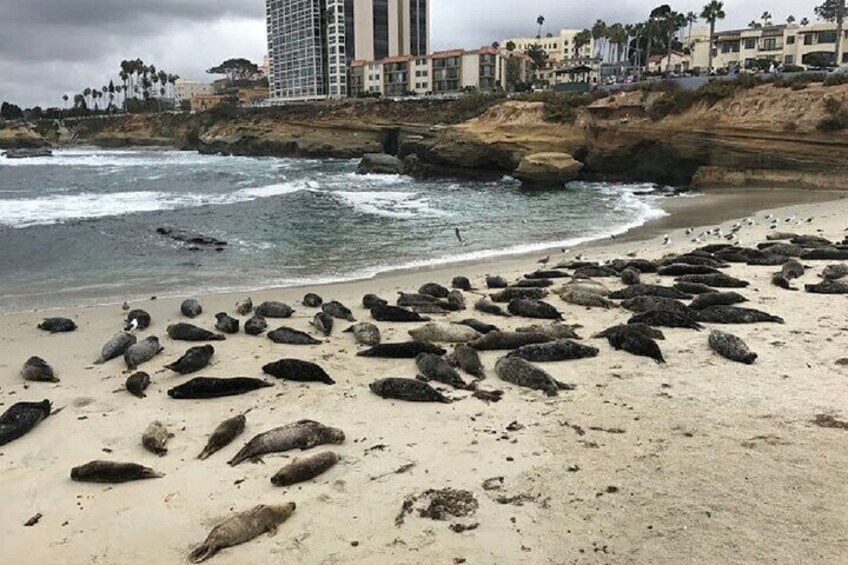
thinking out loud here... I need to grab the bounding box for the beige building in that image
[174,79,214,104]
[501,29,596,63]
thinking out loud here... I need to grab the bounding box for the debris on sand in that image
[472,389,504,403]
[812,414,848,430]
[396,488,479,526]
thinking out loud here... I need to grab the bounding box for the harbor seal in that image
[560,290,616,309]
[771,272,797,291]
[473,299,510,317]
[658,264,721,276]
[267,326,322,345]
[371,304,430,322]
[621,296,695,317]
[419,282,450,298]
[446,290,466,309]
[486,275,508,289]
[167,323,226,342]
[628,310,703,330]
[70,461,163,483]
[357,341,446,359]
[553,279,610,297]
[526,269,571,279]
[255,301,294,318]
[495,356,573,396]
[235,297,253,315]
[95,331,137,364]
[821,264,848,280]
[446,344,485,379]
[456,319,500,334]
[513,278,554,288]
[416,353,469,389]
[198,414,246,460]
[363,294,389,309]
[271,451,340,487]
[468,331,552,351]
[142,421,173,456]
[244,314,267,336]
[508,340,599,362]
[573,265,618,278]
[370,378,451,403]
[228,420,345,466]
[322,300,356,321]
[607,329,665,364]
[695,306,784,324]
[708,331,758,364]
[37,317,77,333]
[303,293,323,307]
[490,288,549,303]
[677,273,750,288]
[215,313,240,334]
[312,312,334,336]
[262,359,335,385]
[408,323,481,343]
[689,291,748,310]
[673,282,717,295]
[181,299,203,318]
[343,322,381,346]
[124,336,164,370]
[516,323,581,340]
[805,279,848,294]
[397,292,438,307]
[124,309,151,331]
[165,345,215,375]
[125,372,150,398]
[620,268,642,286]
[188,503,296,563]
[801,247,848,260]
[452,276,472,291]
[608,285,692,300]
[0,400,52,446]
[592,323,665,341]
[168,377,273,399]
[507,298,562,320]
[21,356,58,383]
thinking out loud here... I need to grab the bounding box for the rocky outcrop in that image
[357,153,403,175]
[0,124,50,149]
[692,166,848,190]
[512,152,583,187]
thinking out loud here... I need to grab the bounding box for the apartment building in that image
[501,29,596,63]
[265,0,430,102]
[174,79,214,104]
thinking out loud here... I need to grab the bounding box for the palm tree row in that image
[65,59,179,113]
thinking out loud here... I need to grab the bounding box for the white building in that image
[501,29,596,63]
[174,79,214,104]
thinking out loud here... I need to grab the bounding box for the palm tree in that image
[536,15,545,39]
[574,29,592,59]
[666,11,687,71]
[749,21,762,29]
[592,19,607,61]
[62,94,69,109]
[800,17,810,26]
[83,87,92,108]
[701,1,726,73]
[686,11,699,41]
[787,15,796,24]
[761,11,772,27]
[815,0,847,68]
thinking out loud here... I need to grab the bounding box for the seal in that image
[188,503,296,563]
[70,460,164,483]
[303,293,323,307]
[771,272,797,291]
[695,306,784,324]
[516,323,581,340]
[456,319,500,334]
[312,312,334,336]
[262,359,335,385]
[495,356,573,396]
[689,291,748,310]
[607,328,666,363]
[446,344,485,379]
[124,336,164,370]
[486,275,508,289]
[553,279,610,297]
[508,339,599,362]
[124,309,151,331]
[181,299,203,318]
[821,264,848,280]
[560,290,616,309]
[490,288,548,303]
[416,353,469,389]
[397,292,438,307]
[168,377,273,399]
[628,310,703,330]
[21,356,58,383]
[363,294,388,309]
[271,451,340,487]
[37,317,77,333]
[592,323,665,341]
[408,323,481,343]
[526,269,570,279]
[322,300,355,322]
[748,254,790,266]
[142,421,173,456]
[608,285,692,300]
[357,341,446,358]
[244,314,267,336]
[446,290,466,309]
[805,279,848,294]
[708,331,758,364]
[760,243,804,257]
[468,331,552,351]
[658,264,721,276]
[267,326,322,345]
[165,345,214,375]
[513,278,554,288]
[0,399,52,446]
[419,282,450,298]
[673,282,718,295]
[620,268,641,286]
[343,322,381,346]
[621,296,695,317]
[198,414,246,460]
[372,304,430,322]
[676,273,750,288]
[452,276,472,291]
[801,247,848,261]
[473,299,510,317]
[370,377,451,403]
[167,323,226,342]
[95,331,137,364]
[215,313,240,334]
[235,297,253,315]
[255,301,294,318]
[573,265,618,278]
[228,420,345,466]
[125,371,150,398]
[507,298,562,320]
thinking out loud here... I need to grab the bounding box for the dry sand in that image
[1,189,847,565]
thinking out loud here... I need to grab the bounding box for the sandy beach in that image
[1,188,847,565]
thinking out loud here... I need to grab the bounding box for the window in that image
[744,38,756,49]
[787,35,795,45]
[784,55,794,65]
[762,38,778,50]
[818,31,837,44]
[804,34,813,45]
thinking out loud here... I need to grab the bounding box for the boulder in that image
[357,153,404,175]
[512,152,583,188]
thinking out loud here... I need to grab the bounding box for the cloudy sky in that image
[0,0,822,107]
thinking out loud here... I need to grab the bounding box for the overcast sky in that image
[0,0,822,107]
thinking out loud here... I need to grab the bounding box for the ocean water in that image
[0,148,667,310]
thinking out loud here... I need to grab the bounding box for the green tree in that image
[815,0,847,66]
[536,15,545,39]
[787,15,796,24]
[1,101,24,120]
[800,17,810,25]
[701,1,726,73]
[592,19,607,60]
[761,11,773,26]
[62,94,69,108]
[686,11,699,40]
[506,55,522,90]
[574,29,592,58]
[207,58,260,83]
[506,40,516,51]
[527,44,549,69]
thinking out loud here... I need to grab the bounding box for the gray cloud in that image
[0,0,824,108]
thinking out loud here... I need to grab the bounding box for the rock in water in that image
[255,301,294,318]
[416,353,469,389]
[322,301,355,322]
[371,304,429,322]
[181,299,203,318]
[408,323,480,343]
[357,342,446,358]
[262,359,335,385]
[215,313,240,334]
[228,420,345,466]
[124,337,164,370]
[37,317,77,333]
[508,340,599,362]
[244,314,268,336]
[495,356,572,396]
[267,326,322,345]
[70,461,163,483]
[199,414,246,460]
[695,306,784,324]
[303,293,323,307]
[187,503,296,563]
[607,329,665,364]
[0,400,52,446]
[235,298,253,315]
[708,331,758,364]
[142,421,173,456]
[167,323,226,342]
[125,372,151,398]
[271,451,340,487]
[167,377,273,399]
[343,322,381,346]
[165,345,214,375]
[446,344,485,379]
[507,298,562,320]
[21,357,58,383]
[369,378,451,403]
[95,332,137,364]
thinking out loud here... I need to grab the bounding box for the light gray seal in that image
[343,322,381,346]
[198,414,246,460]
[271,451,340,487]
[408,323,481,343]
[495,356,573,396]
[708,331,758,364]
[188,503,296,563]
[181,299,203,318]
[142,421,173,456]
[21,356,58,383]
[228,420,345,466]
[95,332,137,364]
[124,336,164,370]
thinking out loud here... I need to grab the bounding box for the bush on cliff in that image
[824,73,848,87]
[514,91,596,124]
[647,78,756,121]
[445,92,506,122]
[817,96,848,132]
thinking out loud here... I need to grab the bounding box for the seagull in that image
[575,254,584,261]
[684,227,694,235]
[662,234,671,246]
[538,255,550,265]
[124,318,139,333]
[121,301,130,311]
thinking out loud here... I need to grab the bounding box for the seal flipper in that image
[188,543,217,563]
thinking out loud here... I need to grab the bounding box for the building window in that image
[784,55,794,65]
[373,0,389,60]
[818,31,837,44]
[762,38,778,51]
[804,34,813,45]
[744,38,756,49]
[787,35,795,45]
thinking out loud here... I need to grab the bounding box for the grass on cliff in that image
[817,96,848,132]
[647,75,762,121]
[513,91,598,123]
